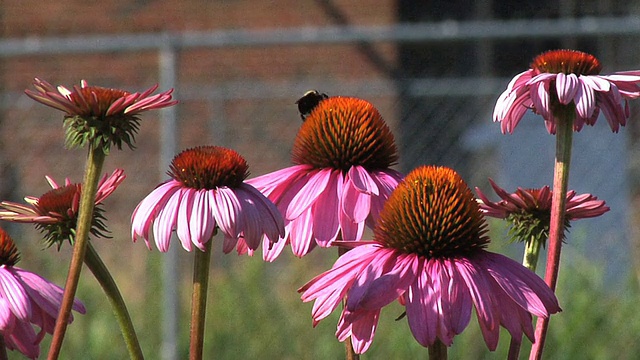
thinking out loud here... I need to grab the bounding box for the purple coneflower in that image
[0,170,125,248]
[0,228,85,359]
[25,78,177,151]
[131,146,284,253]
[299,166,560,354]
[476,179,609,242]
[247,96,403,261]
[494,49,640,134]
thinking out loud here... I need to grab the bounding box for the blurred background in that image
[2,1,640,359]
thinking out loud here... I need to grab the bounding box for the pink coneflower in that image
[494,49,640,134]
[25,78,177,151]
[475,179,609,242]
[247,96,403,261]
[131,146,284,253]
[299,166,560,354]
[0,170,125,248]
[0,228,85,359]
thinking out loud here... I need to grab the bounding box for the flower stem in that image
[189,239,213,360]
[523,235,543,272]
[344,337,360,360]
[84,241,144,359]
[0,337,7,360]
[428,339,447,360]
[338,241,359,360]
[509,234,544,359]
[48,147,106,360]
[529,114,573,360]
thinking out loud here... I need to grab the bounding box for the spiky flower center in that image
[37,185,80,218]
[0,228,20,266]
[374,166,489,259]
[70,86,129,117]
[33,184,110,249]
[169,146,249,189]
[531,49,602,76]
[291,97,398,171]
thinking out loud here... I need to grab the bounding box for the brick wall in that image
[0,0,400,289]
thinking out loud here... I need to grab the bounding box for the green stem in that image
[523,235,543,272]
[530,114,573,360]
[428,339,447,360]
[189,239,213,360]
[48,147,106,360]
[509,235,544,359]
[84,242,144,359]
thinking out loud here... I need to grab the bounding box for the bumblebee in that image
[296,90,328,120]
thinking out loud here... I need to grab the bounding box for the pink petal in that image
[454,258,500,350]
[347,251,417,311]
[345,309,380,354]
[575,79,596,118]
[246,164,311,199]
[342,179,371,224]
[210,187,241,240]
[404,261,438,347]
[176,189,195,252]
[0,268,31,320]
[555,73,579,104]
[152,189,182,252]
[286,169,332,220]
[480,253,560,316]
[348,166,379,195]
[131,181,180,245]
[444,260,473,334]
[312,171,341,245]
[262,229,289,262]
[189,190,215,251]
[290,208,315,257]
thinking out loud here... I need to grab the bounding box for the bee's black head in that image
[296,90,329,121]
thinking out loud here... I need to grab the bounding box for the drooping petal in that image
[152,189,182,252]
[176,188,196,252]
[289,208,315,257]
[479,252,561,316]
[189,190,215,251]
[0,268,31,321]
[131,181,180,244]
[405,260,438,347]
[348,166,380,196]
[347,250,417,312]
[574,79,596,118]
[286,169,332,220]
[555,73,579,104]
[343,309,380,354]
[312,171,341,245]
[210,187,241,240]
[454,257,500,350]
[342,178,371,224]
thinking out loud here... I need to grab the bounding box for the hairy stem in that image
[84,242,144,359]
[48,147,105,360]
[189,239,213,360]
[529,114,573,360]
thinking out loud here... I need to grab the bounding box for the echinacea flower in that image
[131,146,284,253]
[299,166,560,354]
[494,49,640,134]
[247,96,403,261]
[0,227,85,359]
[0,169,125,249]
[25,78,177,152]
[475,178,609,243]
